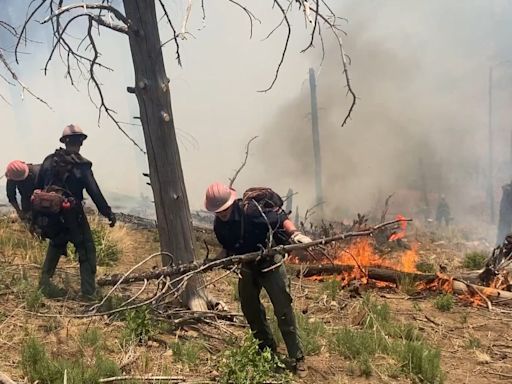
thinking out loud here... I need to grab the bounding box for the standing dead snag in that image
[122,0,209,310]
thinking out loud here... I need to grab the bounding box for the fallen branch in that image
[0,372,16,384]
[99,376,185,383]
[98,218,411,286]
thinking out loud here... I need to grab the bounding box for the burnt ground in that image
[0,215,511,383]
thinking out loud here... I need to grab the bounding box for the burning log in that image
[294,265,435,283]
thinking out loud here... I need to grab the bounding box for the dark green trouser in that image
[238,259,303,360]
[39,207,97,296]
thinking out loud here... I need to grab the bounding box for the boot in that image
[293,358,308,379]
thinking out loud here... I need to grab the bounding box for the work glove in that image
[108,212,117,228]
[291,232,313,244]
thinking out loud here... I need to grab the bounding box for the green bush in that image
[434,293,454,312]
[79,327,103,349]
[122,306,155,344]
[218,335,290,384]
[393,341,443,384]
[462,251,487,270]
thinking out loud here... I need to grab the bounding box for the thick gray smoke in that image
[253,0,512,226]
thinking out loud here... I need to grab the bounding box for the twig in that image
[228,136,258,188]
[258,0,291,92]
[99,376,185,383]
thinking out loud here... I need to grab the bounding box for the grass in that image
[320,279,342,301]
[169,339,203,365]
[269,310,327,356]
[217,335,291,384]
[462,251,487,270]
[91,223,121,267]
[0,216,47,264]
[416,262,436,274]
[20,335,120,384]
[434,293,454,312]
[398,275,418,296]
[329,294,444,383]
[465,336,481,349]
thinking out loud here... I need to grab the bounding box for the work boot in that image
[294,358,308,379]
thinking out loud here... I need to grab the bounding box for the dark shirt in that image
[35,148,112,218]
[214,199,290,256]
[6,164,40,213]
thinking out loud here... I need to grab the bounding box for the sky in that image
[1,0,512,227]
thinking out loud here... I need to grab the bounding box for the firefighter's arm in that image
[82,165,116,226]
[6,180,21,214]
[283,219,312,244]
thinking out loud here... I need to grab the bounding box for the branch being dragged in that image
[98,218,412,287]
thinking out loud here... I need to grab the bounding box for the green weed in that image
[462,251,487,270]
[169,340,203,365]
[320,279,342,301]
[122,306,155,344]
[416,262,436,274]
[434,294,454,312]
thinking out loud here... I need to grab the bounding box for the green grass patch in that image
[416,262,436,274]
[434,293,454,312]
[91,224,121,267]
[169,339,203,365]
[20,335,120,384]
[329,294,444,383]
[462,251,487,270]
[320,279,342,301]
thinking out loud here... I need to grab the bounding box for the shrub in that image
[320,279,342,301]
[91,224,121,267]
[169,340,203,365]
[434,294,454,312]
[416,262,436,274]
[122,306,155,344]
[462,251,487,270]
[218,335,290,384]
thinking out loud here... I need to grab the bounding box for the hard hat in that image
[5,160,29,181]
[60,124,87,143]
[205,182,236,213]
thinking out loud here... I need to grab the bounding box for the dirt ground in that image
[0,217,511,383]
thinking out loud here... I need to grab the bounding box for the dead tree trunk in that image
[123,0,208,310]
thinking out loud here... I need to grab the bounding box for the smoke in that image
[1,1,512,228]
[252,0,512,225]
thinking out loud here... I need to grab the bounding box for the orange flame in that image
[388,214,408,241]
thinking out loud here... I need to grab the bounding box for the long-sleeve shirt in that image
[214,199,290,256]
[6,164,40,213]
[35,148,112,218]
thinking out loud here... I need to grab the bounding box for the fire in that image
[333,238,418,273]
[388,214,408,241]
[288,237,419,287]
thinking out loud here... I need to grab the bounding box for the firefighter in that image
[35,124,116,299]
[435,194,451,226]
[5,160,40,222]
[204,182,311,378]
[497,182,512,245]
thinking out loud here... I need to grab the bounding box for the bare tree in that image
[13,0,355,310]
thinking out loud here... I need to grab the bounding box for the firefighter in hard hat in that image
[35,124,116,299]
[5,160,40,222]
[205,182,311,378]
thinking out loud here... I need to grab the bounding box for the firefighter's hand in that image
[291,232,313,244]
[108,212,117,228]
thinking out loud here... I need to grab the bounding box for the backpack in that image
[31,151,77,238]
[242,187,284,216]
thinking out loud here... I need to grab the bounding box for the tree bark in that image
[122,0,208,310]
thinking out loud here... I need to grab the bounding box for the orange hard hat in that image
[205,182,236,213]
[5,160,29,181]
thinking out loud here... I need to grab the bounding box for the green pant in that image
[40,207,97,296]
[238,259,303,360]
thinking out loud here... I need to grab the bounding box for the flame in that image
[333,238,418,273]
[388,214,408,241]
